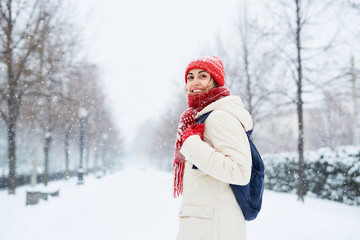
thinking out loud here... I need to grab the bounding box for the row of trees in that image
[134,0,360,201]
[0,0,122,194]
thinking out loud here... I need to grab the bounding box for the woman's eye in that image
[200,74,207,78]
[187,76,194,80]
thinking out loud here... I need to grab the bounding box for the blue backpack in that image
[197,111,264,221]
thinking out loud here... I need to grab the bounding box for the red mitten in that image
[182,123,205,143]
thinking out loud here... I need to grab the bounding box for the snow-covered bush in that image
[263,146,360,205]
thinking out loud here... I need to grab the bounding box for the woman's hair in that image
[213,78,220,88]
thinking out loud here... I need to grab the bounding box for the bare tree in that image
[1,0,123,191]
[347,0,360,9]
[211,1,279,127]
[350,57,360,145]
[0,0,49,194]
[30,1,65,185]
[65,62,123,173]
[260,0,332,201]
[294,0,306,202]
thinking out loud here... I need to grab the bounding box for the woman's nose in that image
[192,78,200,85]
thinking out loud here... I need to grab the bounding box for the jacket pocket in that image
[177,206,214,240]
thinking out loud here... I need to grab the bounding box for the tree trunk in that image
[239,3,253,116]
[6,25,18,194]
[244,38,253,116]
[86,144,90,171]
[351,56,360,145]
[7,119,17,194]
[31,144,38,187]
[43,134,52,186]
[295,0,305,202]
[94,145,99,172]
[64,127,71,179]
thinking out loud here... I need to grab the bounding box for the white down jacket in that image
[177,95,253,240]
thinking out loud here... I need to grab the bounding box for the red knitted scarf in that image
[173,86,231,197]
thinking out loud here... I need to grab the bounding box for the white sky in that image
[74,0,241,146]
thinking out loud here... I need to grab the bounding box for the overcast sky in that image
[74,0,242,146]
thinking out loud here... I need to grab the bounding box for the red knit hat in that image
[185,56,225,86]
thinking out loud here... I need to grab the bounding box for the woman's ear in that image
[212,77,219,88]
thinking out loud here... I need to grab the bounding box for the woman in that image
[173,56,253,240]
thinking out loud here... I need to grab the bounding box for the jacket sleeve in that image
[180,110,252,185]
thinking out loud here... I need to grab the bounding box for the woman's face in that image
[186,69,215,95]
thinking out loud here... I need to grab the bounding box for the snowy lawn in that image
[1,166,360,240]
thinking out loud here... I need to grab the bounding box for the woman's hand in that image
[182,123,205,143]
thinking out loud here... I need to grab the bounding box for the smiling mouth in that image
[192,89,202,93]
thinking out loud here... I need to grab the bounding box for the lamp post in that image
[102,133,108,174]
[77,107,88,185]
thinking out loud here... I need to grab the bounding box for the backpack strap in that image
[198,111,253,136]
[197,111,212,125]
[192,111,213,170]
[246,128,253,136]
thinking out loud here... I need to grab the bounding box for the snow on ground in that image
[1,165,360,240]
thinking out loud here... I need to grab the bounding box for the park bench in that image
[26,190,60,206]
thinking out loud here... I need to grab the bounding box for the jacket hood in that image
[195,95,253,132]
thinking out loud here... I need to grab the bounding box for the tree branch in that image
[0,108,9,125]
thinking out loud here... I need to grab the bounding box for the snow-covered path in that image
[1,166,360,240]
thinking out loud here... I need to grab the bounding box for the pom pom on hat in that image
[185,56,225,86]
